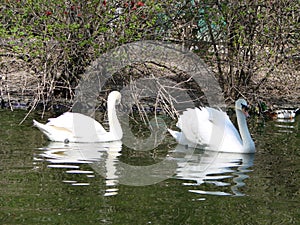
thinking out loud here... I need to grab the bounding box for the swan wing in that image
[167,128,197,147]
[34,112,118,142]
[176,107,213,145]
[176,107,243,150]
[33,119,73,142]
[47,112,107,134]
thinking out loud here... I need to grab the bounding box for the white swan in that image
[168,99,255,153]
[33,91,122,143]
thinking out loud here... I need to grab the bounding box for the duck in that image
[33,91,122,143]
[273,108,299,119]
[168,99,255,153]
[256,101,299,120]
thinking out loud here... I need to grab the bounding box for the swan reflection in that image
[170,145,255,197]
[36,141,254,197]
[36,141,122,196]
[274,118,296,133]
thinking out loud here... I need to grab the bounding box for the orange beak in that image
[243,109,250,118]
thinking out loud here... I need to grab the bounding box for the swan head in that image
[235,99,250,117]
[108,91,121,105]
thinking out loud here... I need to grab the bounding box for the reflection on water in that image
[1,110,299,224]
[34,141,122,196]
[274,118,297,133]
[36,140,254,198]
[169,145,254,197]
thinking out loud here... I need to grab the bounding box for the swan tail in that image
[33,120,72,142]
[167,129,197,147]
[167,129,180,140]
[33,120,53,136]
[33,119,45,129]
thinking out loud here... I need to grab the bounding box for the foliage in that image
[0,0,299,107]
[197,0,299,101]
[0,0,163,103]
[156,0,299,102]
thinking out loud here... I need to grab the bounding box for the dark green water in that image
[0,110,299,225]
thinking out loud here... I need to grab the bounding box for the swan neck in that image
[236,109,254,152]
[107,98,122,139]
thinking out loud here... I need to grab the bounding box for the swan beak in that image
[243,109,250,118]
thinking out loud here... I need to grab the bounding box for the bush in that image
[0,0,299,110]
[0,0,163,106]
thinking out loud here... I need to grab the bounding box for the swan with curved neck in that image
[168,99,255,153]
[33,91,122,143]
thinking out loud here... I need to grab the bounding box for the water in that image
[0,110,299,224]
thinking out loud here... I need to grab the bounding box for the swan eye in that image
[241,103,249,111]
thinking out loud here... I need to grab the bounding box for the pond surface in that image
[0,110,299,224]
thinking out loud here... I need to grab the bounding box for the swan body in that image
[33,91,122,143]
[168,99,255,153]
